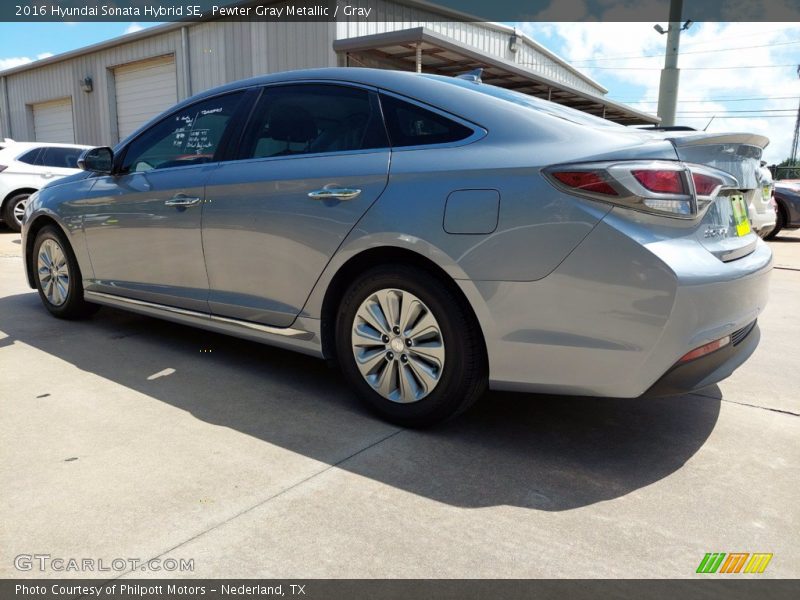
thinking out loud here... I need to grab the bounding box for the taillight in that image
[692,172,724,196]
[544,160,737,219]
[551,171,618,196]
[632,169,686,194]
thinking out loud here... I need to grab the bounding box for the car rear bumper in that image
[461,213,772,398]
[644,320,759,396]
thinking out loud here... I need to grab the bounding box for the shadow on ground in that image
[0,291,721,511]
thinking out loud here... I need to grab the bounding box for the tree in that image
[773,158,800,180]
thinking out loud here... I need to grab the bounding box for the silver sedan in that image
[22,68,772,426]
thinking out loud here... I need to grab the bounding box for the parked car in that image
[22,68,772,425]
[749,161,777,238]
[0,141,90,232]
[766,180,800,239]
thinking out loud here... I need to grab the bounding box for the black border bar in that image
[4,0,800,22]
[2,579,800,600]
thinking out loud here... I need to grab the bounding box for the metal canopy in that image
[333,27,659,126]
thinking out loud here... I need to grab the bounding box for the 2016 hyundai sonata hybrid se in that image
[22,68,772,426]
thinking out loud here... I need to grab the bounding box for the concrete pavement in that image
[1,226,798,579]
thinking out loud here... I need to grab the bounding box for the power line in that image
[588,64,797,70]
[617,96,798,104]
[674,115,797,118]
[676,26,798,49]
[675,109,796,113]
[569,40,800,64]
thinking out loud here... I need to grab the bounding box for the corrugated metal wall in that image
[1,28,190,145]
[335,0,604,95]
[0,3,599,145]
[0,19,337,146]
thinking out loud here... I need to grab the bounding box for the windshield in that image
[424,74,625,129]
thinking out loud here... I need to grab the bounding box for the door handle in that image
[164,196,202,207]
[307,188,362,201]
[43,172,54,179]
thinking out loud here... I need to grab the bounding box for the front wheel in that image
[335,265,487,427]
[3,193,30,232]
[32,225,98,319]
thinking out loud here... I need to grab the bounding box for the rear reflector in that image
[632,169,686,194]
[551,171,618,196]
[678,335,731,363]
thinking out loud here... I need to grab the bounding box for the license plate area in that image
[696,193,757,261]
[729,194,751,237]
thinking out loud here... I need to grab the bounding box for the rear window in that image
[379,94,474,147]
[17,148,42,165]
[425,75,624,129]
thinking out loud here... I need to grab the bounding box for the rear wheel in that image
[3,192,30,233]
[764,204,786,240]
[32,225,98,319]
[335,265,487,427]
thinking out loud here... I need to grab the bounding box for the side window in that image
[241,84,388,159]
[121,92,244,173]
[17,148,43,165]
[379,94,474,147]
[41,147,82,169]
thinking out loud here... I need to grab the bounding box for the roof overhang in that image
[333,27,659,126]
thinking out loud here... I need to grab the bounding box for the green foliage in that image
[773,158,800,180]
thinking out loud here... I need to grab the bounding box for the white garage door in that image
[115,55,178,140]
[33,98,75,143]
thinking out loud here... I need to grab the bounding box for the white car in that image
[749,162,777,238]
[0,141,91,232]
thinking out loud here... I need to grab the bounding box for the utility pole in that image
[790,65,799,164]
[654,0,690,127]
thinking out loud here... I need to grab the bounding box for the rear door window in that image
[239,84,388,159]
[40,147,82,169]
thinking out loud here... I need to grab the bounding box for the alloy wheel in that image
[37,238,70,306]
[12,195,29,228]
[351,288,445,403]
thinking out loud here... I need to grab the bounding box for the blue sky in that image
[518,22,799,163]
[0,22,158,63]
[1,21,797,163]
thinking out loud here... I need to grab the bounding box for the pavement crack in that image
[690,392,799,417]
[720,398,800,416]
[774,266,800,272]
[79,427,404,591]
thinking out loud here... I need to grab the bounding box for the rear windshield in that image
[424,75,624,129]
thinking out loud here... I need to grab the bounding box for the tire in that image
[32,225,99,319]
[3,192,30,233]
[764,204,785,240]
[335,264,487,427]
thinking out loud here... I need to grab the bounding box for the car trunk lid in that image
[667,132,769,262]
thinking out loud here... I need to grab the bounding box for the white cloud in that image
[518,22,799,163]
[0,52,55,72]
[0,57,35,70]
[124,23,144,34]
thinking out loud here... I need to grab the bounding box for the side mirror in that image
[78,146,114,174]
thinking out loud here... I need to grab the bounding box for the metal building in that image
[0,1,658,146]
